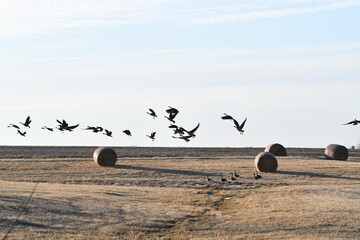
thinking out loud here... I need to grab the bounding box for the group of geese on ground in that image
[206,170,262,183]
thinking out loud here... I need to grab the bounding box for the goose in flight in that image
[17,130,26,137]
[221,113,233,120]
[7,124,20,129]
[103,129,113,137]
[147,132,156,141]
[343,119,360,125]
[41,126,54,131]
[165,106,179,123]
[56,119,79,132]
[147,108,157,119]
[123,130,132,136]
[56,119,68,131]
[233,118,247,134]
[83,126,103,133]
[20,116,31,128]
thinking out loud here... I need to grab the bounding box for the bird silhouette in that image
[206,175,212,182]
[56,119,79,132]
[230,173,237,182]
[147,132,156,141]
[220,174,227,183]
[7,124,20,129]
[41,126,53,131]
[233,118,247,134]
[17,130,26,137]
[253,172,262,180]
[147,108,157,119]
[123,130,132,136]
[221,113,233,120]
[165,106,179,123]
[343,119,360,125]
[233,170,240,178]
[56,119,68,131]
[83,126,102,133]
[103,129,113,137]
[20,116,31,128]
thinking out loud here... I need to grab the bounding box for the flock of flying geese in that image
[6,107,248,142]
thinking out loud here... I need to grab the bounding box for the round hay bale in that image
[265,143,287,156]
[254,152,278,172]
[324,144,348,161]
[93,147,117,166]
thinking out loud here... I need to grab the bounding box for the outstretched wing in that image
[239,118,247,130]
[67,124,79,130]
[343,120,355,125]
[188,123,200,134]
[25,116,31,125]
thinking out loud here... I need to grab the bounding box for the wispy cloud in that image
[0,0,358,37]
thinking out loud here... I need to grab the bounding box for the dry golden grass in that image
[0,147,359,239]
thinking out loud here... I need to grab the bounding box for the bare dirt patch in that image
[0,147,359,239]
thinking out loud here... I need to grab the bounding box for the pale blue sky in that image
[1,0,359,147]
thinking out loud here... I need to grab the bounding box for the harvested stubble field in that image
[0,146,359,240]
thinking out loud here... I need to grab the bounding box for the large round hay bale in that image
[93,147,117,166]
[254,152,278,172]
[265,143,287,156]
[324,144,348,161]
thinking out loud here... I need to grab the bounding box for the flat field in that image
[0,146,359,239]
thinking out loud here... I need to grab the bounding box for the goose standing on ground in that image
[20,116,31,128]
[253,172,262,180]
[123,130,132,136]
[206,175,212,182]
[147,132,156,141]
[230,173,237,182]
[221,113,234,120]
[147,108,157,119]
[7,124,20,129]
[233,118,247,134]
[343,119,360,125]
[17,130,26,137]
[103,129,113,137]
[41,126,53,131]
[233,170,240,178]
[220,174,227,183]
